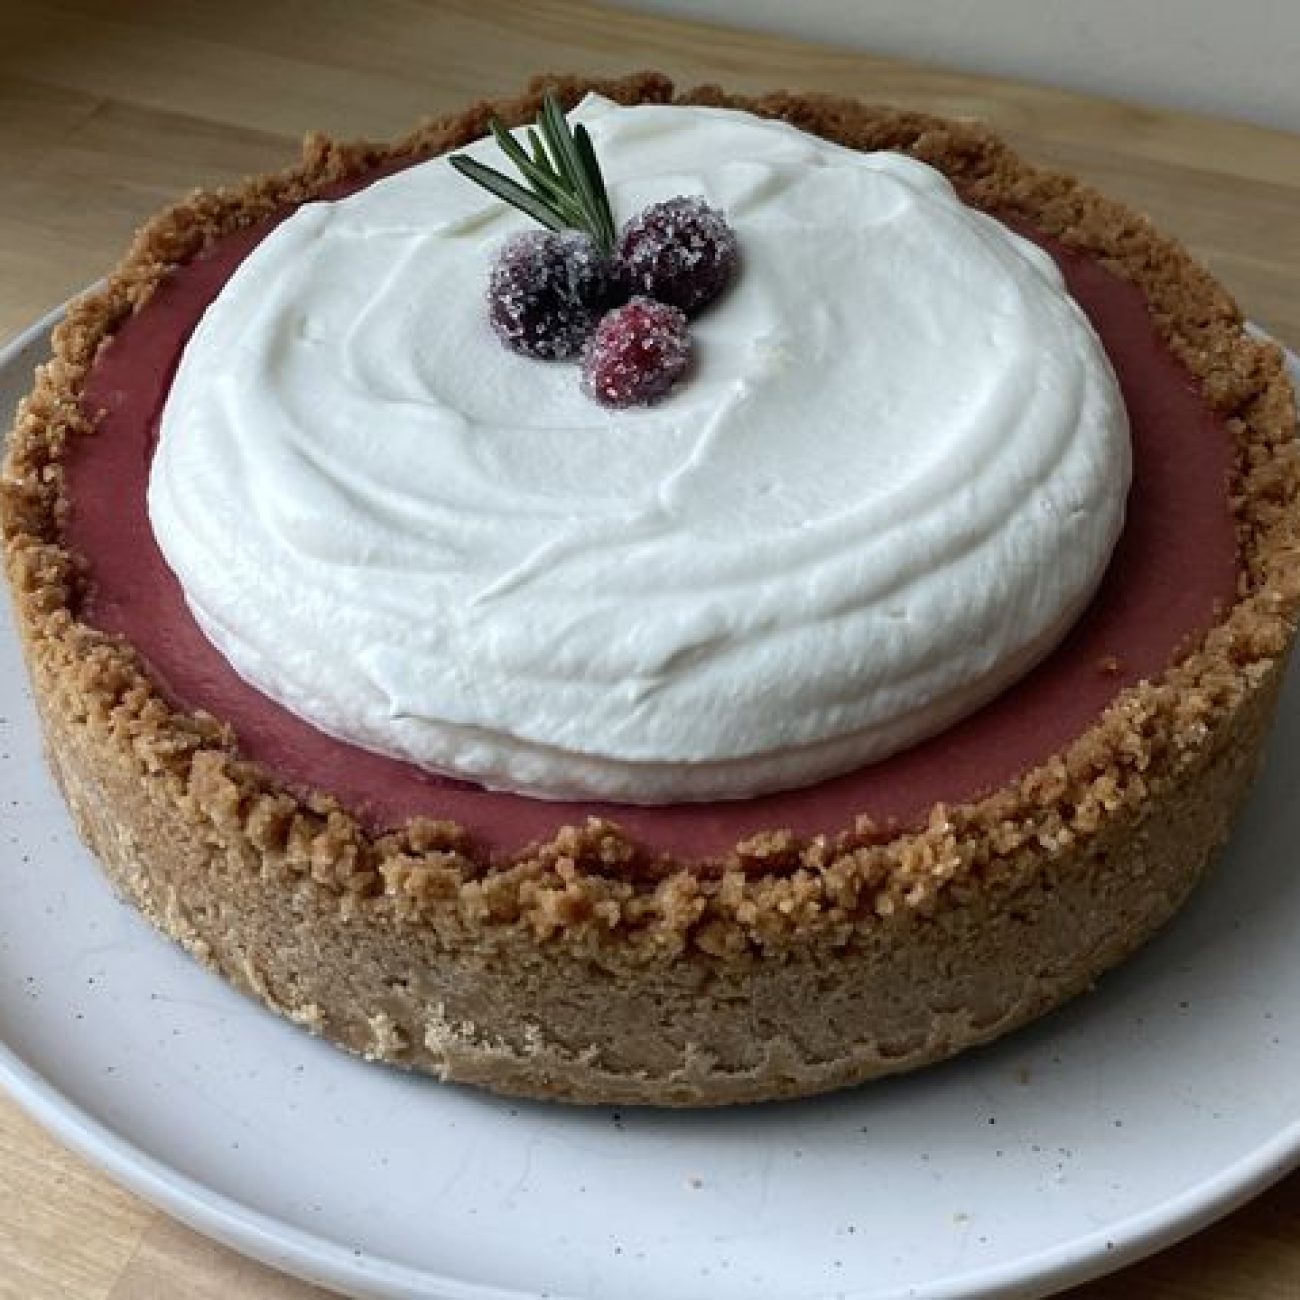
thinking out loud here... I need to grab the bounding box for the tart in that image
[3,73,1298,1106]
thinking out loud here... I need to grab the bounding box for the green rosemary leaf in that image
[537,95,580,190]
[489,118,538,175]
[447,156,567,232]
[450,93,618,252]
[574,124,616,250]
[491,121,555,191]
[490,120,574,210]
[527,128,561,182]
[527,129,547,164]
[541,94,599,226]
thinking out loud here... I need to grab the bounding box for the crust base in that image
[35,644,1287,1104]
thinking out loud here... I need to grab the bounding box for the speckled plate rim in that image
[2,1023,1298,1300]
[1,297,1298,1300]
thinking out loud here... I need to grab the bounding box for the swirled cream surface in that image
[148,96,1131,803]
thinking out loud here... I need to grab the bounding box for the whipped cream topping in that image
[149,96,1131,803]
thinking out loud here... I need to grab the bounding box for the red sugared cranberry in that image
[488,229,613,359]
[581,298,692,408]
[617,196,738,315]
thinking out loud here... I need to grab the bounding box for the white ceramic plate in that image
[1,301,1298,1300]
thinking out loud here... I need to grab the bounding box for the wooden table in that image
[1,2,1297,1296]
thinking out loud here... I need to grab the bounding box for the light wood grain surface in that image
[1,2,1297,1297]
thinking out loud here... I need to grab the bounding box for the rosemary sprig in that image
[449,92,618,254]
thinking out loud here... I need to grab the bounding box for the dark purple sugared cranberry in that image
[488,229,613,359]
[616,196,738,315]
[581,297,692,408]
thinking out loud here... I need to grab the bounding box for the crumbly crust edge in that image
[3,71,1298,960]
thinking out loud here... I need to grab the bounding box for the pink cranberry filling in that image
[68,168,1239,861]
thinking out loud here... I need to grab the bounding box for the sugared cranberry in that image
[581,298,692,408]
[488,229,613,359]
[617,196,738,315]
